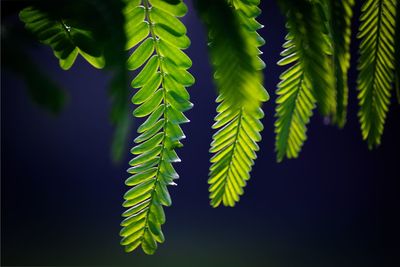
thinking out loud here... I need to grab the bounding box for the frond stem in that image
[138,0,168,242]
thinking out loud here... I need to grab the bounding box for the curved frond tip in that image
[209,106,264,207]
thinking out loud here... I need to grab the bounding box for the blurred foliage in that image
[2,24,67,114]
[324,0,355,127]
[3,0,131,162]
[19,6,105,70]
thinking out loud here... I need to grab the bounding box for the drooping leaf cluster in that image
[357,0,397,148]
[120,0,193,254]
[2,23,67,114]
[197,0,269,207]
[395,3,400,104]
[325,0,355,127]
[275,0,398,160]
[275,0,333,161]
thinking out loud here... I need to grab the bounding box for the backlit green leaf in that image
[198,0,268,207]
[357,0,397,148]
[121,0,193,255]
[127,37,155,70]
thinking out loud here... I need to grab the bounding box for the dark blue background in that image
[2,1,400,266]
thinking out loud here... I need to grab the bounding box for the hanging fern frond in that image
[120,0,193,254]
[395,2,400,104]
[325,0,355,127]
[357,0,397,149]
[275,0,333,162]
[19,6,105,70]
[284,1,335,118]
[197,0,268,207]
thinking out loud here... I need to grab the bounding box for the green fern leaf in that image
[325,0,355,127]
[19,6,105,70]
[120,0,193,254]
[275,0,334,162]
[357,0,397,148]
[395,2,400,104]
[197,0,268,207]
[295,1,335,117]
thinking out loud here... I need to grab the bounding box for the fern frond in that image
[120,0,193,254]
[290,1,335,117]
[19,6,105,70]
[395,2,400,104]
[326,0,355,127]
[275,0,333,161]
[209,106,265,207]
[357,0,397,148]
[197,0,268,207]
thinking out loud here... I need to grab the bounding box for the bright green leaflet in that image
[120,0,193,254]
[202,0,268,207]
[19,6,105,70]
[275,0,333,162]
[357,0,397,148]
